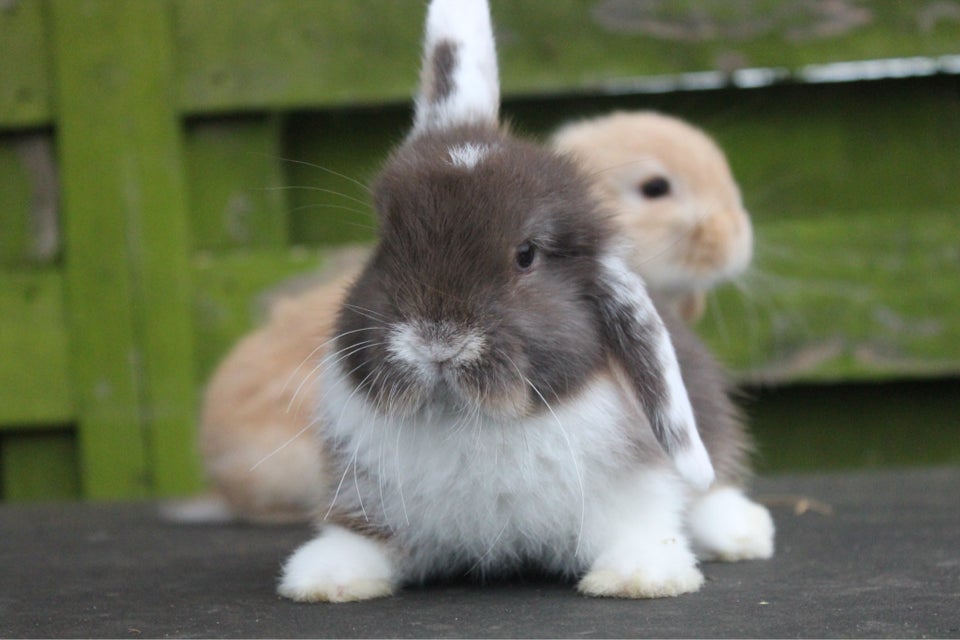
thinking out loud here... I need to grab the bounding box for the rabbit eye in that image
[640,176,671,198]
[515,241,537,271]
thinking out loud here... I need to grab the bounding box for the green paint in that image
[185,115,288,251]
[0,271,73,425]
[171,0,960,115]
[0,0,52,127]
[50,0,200,497]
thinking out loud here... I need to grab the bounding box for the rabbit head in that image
[551,111,753,319]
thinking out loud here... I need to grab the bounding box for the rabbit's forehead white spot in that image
[447,142,496,169]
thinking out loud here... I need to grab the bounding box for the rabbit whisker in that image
[265,185,371,209]
[324,364,379,522]
[283,326,377,399]
[394,408,411,527]
[248,416,321,473]
[343,302,392,324]
[288,339,381,416]
[263,154,373,194]
[288,202,369,218]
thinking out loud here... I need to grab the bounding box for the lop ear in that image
[412,0,500,135]
[595,253,715,490]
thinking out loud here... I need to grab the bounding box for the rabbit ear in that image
[412,0,500,135]
[595,253,716,490]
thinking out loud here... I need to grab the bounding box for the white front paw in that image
[687,486,775,562]
[578,538,704,598]
[278,526,396,603]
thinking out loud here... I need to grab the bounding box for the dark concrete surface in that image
[1,467,958,638]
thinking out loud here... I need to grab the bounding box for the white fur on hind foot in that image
[687,486,775,562]
[578,537,704,598]
[278,526,396,602]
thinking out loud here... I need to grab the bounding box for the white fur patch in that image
[447,142,493,169]
[578,469,704,598]
[413,0,500,133]
[307,358,701,594]
[687,486,775,562]
[599,253,715,490]
[278,525,396,602]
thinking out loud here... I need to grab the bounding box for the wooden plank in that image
[172,0,960,115]
[3,1,960,128]
[49,0,150,498]
[1,430,81,501]
[185,115,288,251]
[49,0,201,498]
[0,270,73,425]
[747,378,960,473]
[0,0,52,128]
[699,208,960,383]
[174,0,421,114]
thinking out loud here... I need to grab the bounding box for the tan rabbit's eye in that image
[640,176,671,198]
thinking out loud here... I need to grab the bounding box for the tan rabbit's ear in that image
[594,253,715,490]
[411,0,500,136]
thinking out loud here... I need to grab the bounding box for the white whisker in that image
[324,365,379,522]
[248,415,321,473]
[265,185,371,208]
[282,326,377,399]
[262,154,373,194]
[288,338,380,415]
[343,303,392,324]
[289,201,375,221]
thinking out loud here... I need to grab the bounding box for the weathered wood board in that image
[4,1,960,122]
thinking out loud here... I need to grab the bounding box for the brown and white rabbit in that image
[182,112,755,527]
[552,110,753,323]
[275,0,772,602]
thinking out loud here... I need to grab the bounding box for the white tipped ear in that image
[412,0,500,135]
[596,253,715,490]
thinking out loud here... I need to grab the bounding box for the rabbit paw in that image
[278,526,396,602]
[687,486,775,562]
[578,537,704,598]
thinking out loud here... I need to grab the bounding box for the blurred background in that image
[1,0,958,501]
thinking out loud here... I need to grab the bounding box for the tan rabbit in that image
[169,110,754,525]
[552,111,753,322]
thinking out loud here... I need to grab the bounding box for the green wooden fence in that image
[2,1,959,501]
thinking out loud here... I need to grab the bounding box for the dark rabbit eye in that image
[515,241,537,271]
[640,176,671,198]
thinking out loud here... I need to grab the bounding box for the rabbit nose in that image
[389,322,486,368]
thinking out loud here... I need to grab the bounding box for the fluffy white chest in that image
[319,363,652,579]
